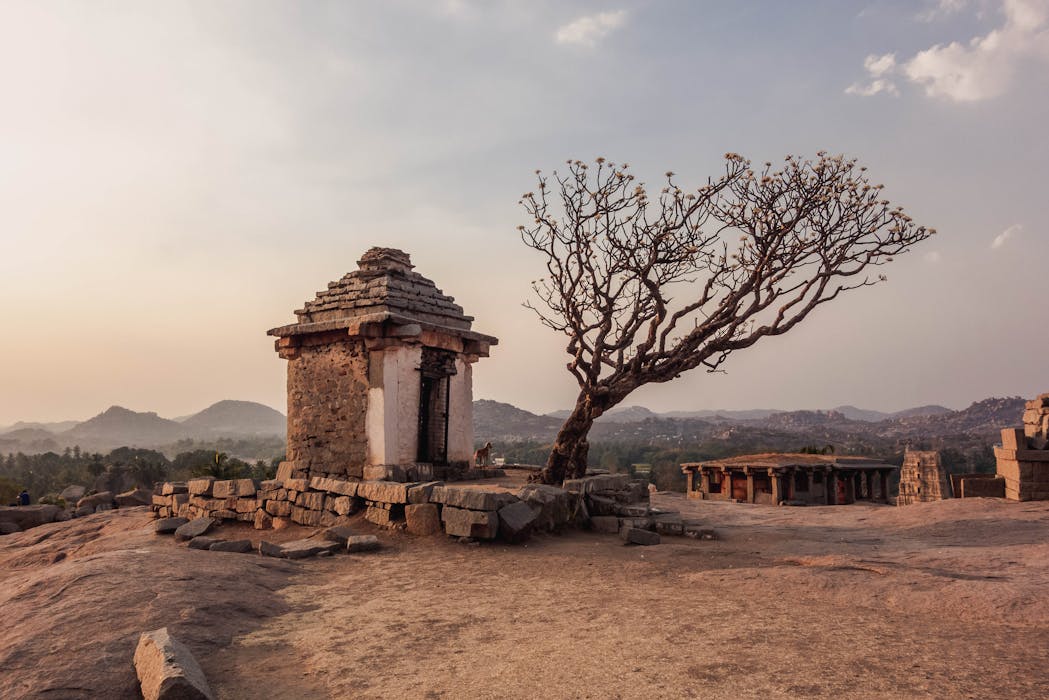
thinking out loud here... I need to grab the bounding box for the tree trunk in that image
[536,398,595,485]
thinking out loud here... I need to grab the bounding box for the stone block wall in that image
[286,333,370,479]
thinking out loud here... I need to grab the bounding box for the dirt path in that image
[3,498,1049,698]
[213,496,1049,699]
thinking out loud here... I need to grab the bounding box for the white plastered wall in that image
[365,344,422,466]
[447,358,474,463]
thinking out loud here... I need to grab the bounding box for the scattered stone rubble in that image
[150,466,715,552]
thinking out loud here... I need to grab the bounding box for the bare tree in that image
[518,153,935,484]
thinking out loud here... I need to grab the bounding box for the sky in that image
[1,0,1047,424]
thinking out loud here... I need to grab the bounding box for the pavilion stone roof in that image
[682,453,896,471]
[268,247,496,343]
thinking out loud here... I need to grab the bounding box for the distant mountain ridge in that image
[0,401,287,453]
[543,403,953,425]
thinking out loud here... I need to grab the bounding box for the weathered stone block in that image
[432,486,517,511]
[187,478,215,496]
[291,506,323,527]
[259,540,284,557]
[265,500,292,517]
[365,505,402,526]
[590,515,620,534]
[232,479,259,497]
[309,476,359,496]
[76,491,114,511]
[154,517,189,535]
[174,517,216,541]
[296,491,325,510]
[620,526,660,546]
[210,539,253,553]
[212,481,235,499]
[282,538,340,559]
[134,627,215,700]
[441,506,498,539]
[498,500,537,543]
[284,478,309,492]
[152,495,171,507]
[253,510,273,530]
[357,480,410,504]
[346,534,381,552]
[518,484,572,531]
[363,465,408,482]
[331,496,357,516]
[161,482,189,496]
[235,498,259,514]
[1002,428,1027,450]
[408,481,443,504]
[405,503,441,535]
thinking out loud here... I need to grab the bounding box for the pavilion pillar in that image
[879,469,890,502]
[769,469,781,504]
[745,468,755,504]
[700,470,711,498]
[828,470,838,505]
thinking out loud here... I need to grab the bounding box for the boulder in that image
[0,522,22,535]
[59,484,86,502]
[346,534,381,553]
[518,484,573,531]
[0,505,61,530]
[76,491,114,511]
[174,517,217,542]
[209,539,253,553]
[259,540,284,558]
[441,506,498,539]
[134,627,215,700]
[620,526,660,546]
[431,486,518,511]
[405,504,442,535]
[154,517,189,535]
[188,536,222,550]
[115,488,153,507]
[497,501,537,543]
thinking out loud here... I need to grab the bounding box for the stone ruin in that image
[994,393,1049,501]
[267,247,498,483]
[896,450,951,505]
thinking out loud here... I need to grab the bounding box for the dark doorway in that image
[417,348,456,464]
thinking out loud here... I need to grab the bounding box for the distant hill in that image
[179,400,286,436]
[891,405,952,420]
[546,405,660,423]
[60,406,189,450]
[474,400,562,442]
[0,420,80,435]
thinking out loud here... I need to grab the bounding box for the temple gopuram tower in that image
[268,248,497,482]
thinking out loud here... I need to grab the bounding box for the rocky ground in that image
[2,495,1049,699]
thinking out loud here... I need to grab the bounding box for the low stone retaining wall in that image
[151,470,705,547]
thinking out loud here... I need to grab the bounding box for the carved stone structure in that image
[897,449,952,505]
[267,248,497,482]
[681,453,895,505]
[994,392,1049,501]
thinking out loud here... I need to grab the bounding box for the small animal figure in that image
[473,442,493,467]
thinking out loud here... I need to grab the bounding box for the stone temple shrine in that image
[268,247,497,482]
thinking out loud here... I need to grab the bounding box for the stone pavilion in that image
[268,248,497,482]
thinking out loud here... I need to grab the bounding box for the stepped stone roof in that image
[268,247,496,344]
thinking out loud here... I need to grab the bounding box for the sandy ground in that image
[3,495,1049,699]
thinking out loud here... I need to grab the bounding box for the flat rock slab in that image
[174,518,217,542]
[209,539,253,553]
[442,506,498,539]
[432,486,518,512]
[517,484,572,531]
[115,488,153,507]
[620,526,660,546]
[346,535,381,553]
[154,517,189,535]
[134,627,215,700]
[0,505,62,530]
[590,515,621,534]
[322,525,356,546]
[407,481,443,504]
[280,539,341,559]
[188,536,223,551]
[309,476,359,496]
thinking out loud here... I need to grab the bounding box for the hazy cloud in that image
[846,53,900,96]
[992,224,1022,248]
[555,10,627,47]
[850,0,1049,101]
[917,0,970,22]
